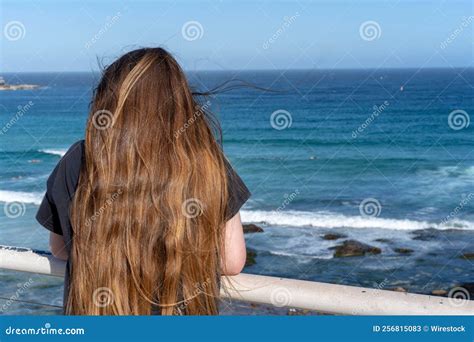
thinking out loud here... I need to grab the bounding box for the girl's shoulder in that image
[58,139,84,169]
[63,140,85,160]
[36,139,85,235]
[47,139,85,200]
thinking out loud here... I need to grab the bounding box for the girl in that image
[36,47,250,315]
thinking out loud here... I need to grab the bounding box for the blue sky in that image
[1,0,472,72]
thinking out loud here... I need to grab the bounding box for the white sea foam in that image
[463,166,474,177]
[39,149,66,157]
[0,190,44,205]
[268,250,333,259]
[422,165,474,179]
[240,209,474,231]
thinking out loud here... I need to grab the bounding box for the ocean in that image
[0,69,473,314]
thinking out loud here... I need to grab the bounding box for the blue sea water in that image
[0,69,473,314]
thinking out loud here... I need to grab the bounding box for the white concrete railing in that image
[0,245,473,315]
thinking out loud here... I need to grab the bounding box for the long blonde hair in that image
[68,48,228,315]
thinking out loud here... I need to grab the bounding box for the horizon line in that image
[2,66,473,74]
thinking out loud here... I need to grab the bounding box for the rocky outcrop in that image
[374,238,392,244]
[460,253,474,260]
[331,240,381,258]
[322,233,347,240]
[431,289,448,296]
[243,224,264,234]
[393,248,414,255]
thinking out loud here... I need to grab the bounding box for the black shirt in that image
[35,139,250,312]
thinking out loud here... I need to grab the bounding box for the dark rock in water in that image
[243,224,264,234]
[287,308,312,315]
[394,248,414,255]
[411,229,437,241]
[332,240,382,258]
[415,258,431,265]
[457,283,474,297]
[374,238,392,244]
[322,233,347,240]
[431,289,448,296]
[459,253,474,260]
[245,249,257,267]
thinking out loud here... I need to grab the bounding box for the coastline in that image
[0,84,40,91]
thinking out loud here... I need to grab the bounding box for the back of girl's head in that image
[68,47,228,315]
